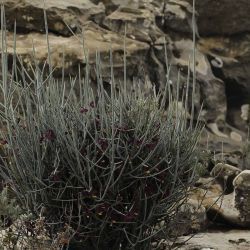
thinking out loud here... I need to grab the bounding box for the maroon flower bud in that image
[89,101,95,108]
[80,107,88,114]
[109,209,122,222]
[146,142,157,151]
[123,211,138,222]
[96,203,110,216]
[95,118,100,126]
[98,138,108,151]
[163,189,170,199]
[145,182,157,196]
[82,206,92,216]
[39,136,44,143]
[42,129,56,141]
[117,125,130,132]
[80,148,87,156]
[134,139,143,147]
[49,171,61,182]
[0,139,8,145]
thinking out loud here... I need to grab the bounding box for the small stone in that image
[233,170,250,189]
[176,199,207,235]
[230,131,242,142]
[241,104,249,121]
[211,163,241,194]
[233,170,250,226]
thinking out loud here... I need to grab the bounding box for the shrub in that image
[0,19,202,250]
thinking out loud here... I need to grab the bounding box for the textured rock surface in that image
[198,33,250,133]
[162,0,196,36]
[187,0,250,36]
[177,199,207,234]
[233,170,250,226]
[3,0,105,36]
[103,6,162,43]
[178,230,250,250]
[211,163,241,194]
[190,169,250,227]
[0,23,149,80]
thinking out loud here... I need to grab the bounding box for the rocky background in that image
[1,0,250,249]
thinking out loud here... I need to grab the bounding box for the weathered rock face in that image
[165,0,250,37]
[172,39,227,122]
[103,6,162,43]
[189,167,250,229]
[198,35,250,132]
[188,0,250,36]
[1,22,149,82]
[233,170,250,226]
[211,163,241,194]
[160,0,250,135]
[3,0,105,36]
[161,0,196,36]
[178,230,250,250]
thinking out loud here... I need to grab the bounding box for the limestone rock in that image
[233,170,250,226]
[227,107,248,133]
[177,199,207,234]
[3,0,105,36]
[241,104,249,121]
[190,175,250,227]
[178,230,250,250]
[198,35,250,131]
[242,142,250,170]
[212,152,243,170]
[103,6,163,43]
[191,188,246,227]
[162,0,198,36]
[211,163,241,194]
[233,170,250,189]
[186,0,250,36]
[172,39,226,122]
[198,35,250,96]
[0,22,149,81]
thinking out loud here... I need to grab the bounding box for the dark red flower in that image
[80,107,88,114]
[163,189,170,199]
[0,139,8,145]
[95,118,100,125]
[89,101,95,108]
[41,129,56,142]
[145,137,159,151]
[82,206,92,217]
[145,182,158,196]
[155,122,161,129]
[109,209,122,222]
[123,211,138,222]
[80,148,87,156]
[116,125,130,132]
[82,190,98,199]
[96,203,110,216]
[49,171,61,182]
[134,139,143,147]
[98,138,108,151]
[82,190,92,197]
[145,142,157,151]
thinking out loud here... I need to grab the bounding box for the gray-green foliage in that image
[0,7,203,250]
[0,187,22,227]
